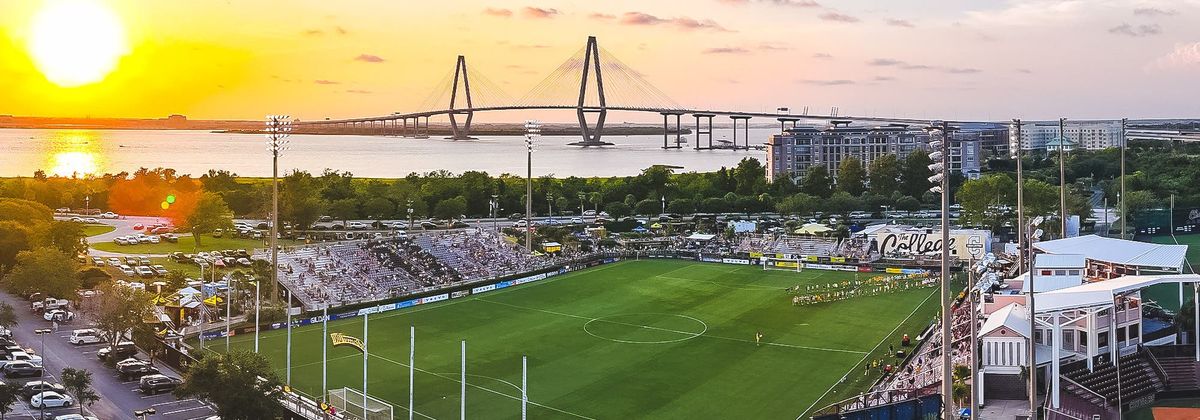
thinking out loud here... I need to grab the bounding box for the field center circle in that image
[583,313,708,344]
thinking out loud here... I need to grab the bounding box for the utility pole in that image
[1058,118,1067,237]
[1120,118,1127,239]
[1013,119,1025,272]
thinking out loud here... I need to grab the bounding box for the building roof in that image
[1033,235,1187,269]
[980,303,1030,338]
[1035,274,1200,312]
[1035,254,1086,268]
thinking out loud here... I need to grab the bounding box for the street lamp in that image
[134,408,157,419]
[578,193,586,224]
[491,194,500,240]
[547,194,554,226]
[407,199,415,231]
[266,115,291,307]
[35,328,51,420]
[524,121,540,251]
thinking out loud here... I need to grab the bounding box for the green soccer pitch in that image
[208,259,942,419]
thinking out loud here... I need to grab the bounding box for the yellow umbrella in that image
[794,223,833,235]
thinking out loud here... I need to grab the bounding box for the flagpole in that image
[409,325,415,420]
[322,305,328,408]
[286,289,292,385]
[363,311,369,419]
[522,355,528,420]
[461,340,467,420]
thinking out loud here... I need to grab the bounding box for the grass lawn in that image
[91,234,299,255]
[206,260,940,419]
[82,223,115,237]
[1142,234,1200,312]
[1152,234,1200,272]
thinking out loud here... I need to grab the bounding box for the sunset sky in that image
[1,0,1199,122]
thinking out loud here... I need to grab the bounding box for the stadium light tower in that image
[925,122,953,420]
[266,115,290,306]
[524,121,540,251]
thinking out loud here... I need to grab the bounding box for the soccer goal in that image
[762,257,803,272]
[329,387,394,420]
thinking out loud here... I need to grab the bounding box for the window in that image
[1034,329,1043,345]
[1041,270,1053,276]
[1098,331,1109,348]
[1080,331,1088,348]
[1055,270,1067,276]
[1117,327,1127,342]
[1130,326,1140,340]
[1063,330,1075,350]
[1069,270,1080,276]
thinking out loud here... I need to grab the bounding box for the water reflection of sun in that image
[47,131,104,177]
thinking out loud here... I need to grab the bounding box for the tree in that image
[175,350,285,420]
[0,382,17,420]
[280,171,326,231]
[327,198,359,226]
[634,199,659,216]
[900,150,934,198]
[666,199,695,215]
[957,174,1016,229]
[91,282,153,347]
[604,202,631,220]
[433,196,467,220]
[3,248,79,298]
[868,154,901,196]
[836,157,867,196]
[776,193,817,216]
[186,192,234,248]
[361,196,393,220]
[39,221,86,256]
[0,222,33,271]
[0,303,15,334]
[822,192,862,215]
[801,166,833,198]
[732,157,767,195]
[895,196,922,212]
[1123,190,1161,226]
[61,367,100,415]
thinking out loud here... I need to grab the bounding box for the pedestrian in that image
[51,320,58,332]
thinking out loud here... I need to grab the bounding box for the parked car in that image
[347,221,368,230]
[152,265,169,276]
[30,391,73,408]
[118,265,135,276]
[97,341,137,362]
[4,351,43,366]
[20,381,66,398]
[69,217,83,223]
[83,218,99,224]
[138,374,182,394]
[118,361,159,380]
[43,309,74,322]
[68,329,104,345]
[90,257,104,266]
[135,266,155,278]
[53,414,99,420]
[3,361,43,378]
[100,212,118,219]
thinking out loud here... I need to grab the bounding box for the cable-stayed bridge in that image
[294,36,942,149]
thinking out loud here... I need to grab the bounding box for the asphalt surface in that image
[0,292,216,420]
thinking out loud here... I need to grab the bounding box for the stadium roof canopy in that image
[686,233,716,241]
[1033,235,1187,269]
[1035,274,1200,312]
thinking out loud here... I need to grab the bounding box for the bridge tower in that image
[569,36,614,146]
[447,55,476,140]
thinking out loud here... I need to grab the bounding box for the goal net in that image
[762,257,803,272]
[329,387,394,420]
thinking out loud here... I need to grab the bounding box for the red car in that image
[132,223,144,230]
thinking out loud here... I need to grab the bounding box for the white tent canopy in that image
[686,233,716,241]
[1034,234,1187,269]
[1035,274,1200,313]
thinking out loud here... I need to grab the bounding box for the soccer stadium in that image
[201,229,955,419]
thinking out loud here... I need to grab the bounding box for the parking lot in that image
[0,292,217,420]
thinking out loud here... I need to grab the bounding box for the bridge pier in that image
[661,111,684,149]
[693,113,715,150]
[447,111,476,140]
[568,37,613,147]
[730,115,751,150]
[415,116,430,139]
[778,117,800,134]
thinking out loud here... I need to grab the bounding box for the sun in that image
[27,0,130,87]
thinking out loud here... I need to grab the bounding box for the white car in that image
[69,217,83,223]
[31,391,73,408]
[347,221,368,230]
[69,329,105,345]
[119,265,135,276]
[7,351,43,366]
[54,414,100,420]
[84,218,99,224]
[135,266,155,278]
[152,265,169,275]
[43,309,74,322]
[583,210,596,216]
[100,212,118,219]
[571,217,584,224]
[107,257,121,265]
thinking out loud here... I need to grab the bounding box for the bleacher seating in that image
[1061,351,1167,408]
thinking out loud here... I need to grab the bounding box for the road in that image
[0,292,216,420]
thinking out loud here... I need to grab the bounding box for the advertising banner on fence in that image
[722,258,750,265]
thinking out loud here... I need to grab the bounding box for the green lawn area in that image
[82,223,115,237]
[206,260,940,419]
[1152,234,1200,272]
[1143,234,1200,312]
[91,234,299,255]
